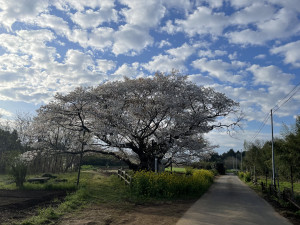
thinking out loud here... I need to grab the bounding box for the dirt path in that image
[58,200,196,225]
[0,189,66,224]
[176,175,293,225]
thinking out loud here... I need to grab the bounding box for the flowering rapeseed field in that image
[131,169,214,198]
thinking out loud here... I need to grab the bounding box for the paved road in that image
[176,175,292,225]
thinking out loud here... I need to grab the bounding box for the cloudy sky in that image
[0,0,300,153]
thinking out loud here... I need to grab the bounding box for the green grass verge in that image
[1,169,214,225]
[19,172,130,225]
[164,167,186,173]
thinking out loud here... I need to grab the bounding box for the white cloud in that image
[231,2,276,25]
[0,108,13,117]
[227,0,258,9]
[70,8,118,29]
[0,0,49,29]
[161,20,181,34]
[96,59,116,73]
[192,58,245,83]
[271,40,300,67]
[166,43,195,60]
[31,13,71,37]
[143,54,186,73]
[247,64,294,86]
[112,24,153,55]
[112,63,144,79]
[227,8,300,45]
[120,0,165,29]
[198,49,227,58]
[87,27,114,51]
[157,40,171,48]
[162,0,192,11]
[187,74,215,86]
[175,6,229,36]
[53,0,115,12]
[254,54,266,59]
[143,43,195,73]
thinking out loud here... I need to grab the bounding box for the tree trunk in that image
[290,165,294,195]
[76,151,83,187]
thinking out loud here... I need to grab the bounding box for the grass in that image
[1,168,214,225]
[0,174,16,189]
[0,173,78,191]
[252,176,300,195]
[164,167,186,173]
[18,172,131,225]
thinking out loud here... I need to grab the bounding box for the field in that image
[0,168,208,225]
[164,167,186,173]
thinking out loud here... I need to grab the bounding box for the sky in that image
[0,0,300,154]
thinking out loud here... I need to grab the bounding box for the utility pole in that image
[236,153,238,171]
[241,149,243,171]
[271,109,276,187]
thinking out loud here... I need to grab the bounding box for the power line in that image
[251,81,300,141]
[272,82,300,113]
[251,111,270,141]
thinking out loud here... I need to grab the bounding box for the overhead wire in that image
[251,81,300,141]
[272,82,300,113]
[251,111,270,141]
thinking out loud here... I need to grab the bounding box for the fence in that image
[259,182,300,210]
[117,169,132,185]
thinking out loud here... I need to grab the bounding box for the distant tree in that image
[0,128,24,173]
[243,140,263,180]
[35,87,93,186]
[279,116,300,194]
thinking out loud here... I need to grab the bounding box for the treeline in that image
[0,128,25,173]
[242,116,300,193]
[0,125,125,174]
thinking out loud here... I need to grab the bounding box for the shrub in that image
[131,169,214,198]
[238,171,244,179]
[185,167,193,176]
[238,171,251,182]
[10,158,27,188]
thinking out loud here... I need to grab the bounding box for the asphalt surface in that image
[176,174,292,225]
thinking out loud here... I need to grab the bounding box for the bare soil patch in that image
[0,189,66,224]
[58,200,196,225]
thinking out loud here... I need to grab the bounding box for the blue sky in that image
[0,0,300,153]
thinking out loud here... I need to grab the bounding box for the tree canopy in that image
[28,73,241,171]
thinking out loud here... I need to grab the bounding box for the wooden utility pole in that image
[271,109,276,187]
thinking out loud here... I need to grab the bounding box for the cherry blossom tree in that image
[88,73,241,170]
[31,72,241,172]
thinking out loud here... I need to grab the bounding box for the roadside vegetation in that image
[0,166,215,225]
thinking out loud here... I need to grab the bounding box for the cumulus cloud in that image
[191,58,246,83]
[157,40,171,48]
[227,8,300,45]
[175,6,229,36]
[53,0,115,12]
[30,13,71,37]
[120,0,165,29]
[0,108,13,117]
[231,2,276,25]
[198,49,227,58]
[0,0,49,29]
[271,40,300,67]
[143,43,195,73]
[96,59,116,73]
[112,24,153,55]
[70,8,118,29]
[247,64,294,86]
